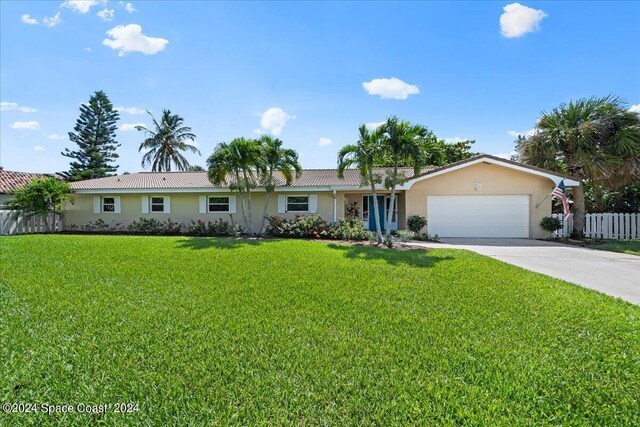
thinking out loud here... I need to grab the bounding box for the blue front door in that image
[368,196,385,231]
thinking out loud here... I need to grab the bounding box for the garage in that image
[427,195,529,238]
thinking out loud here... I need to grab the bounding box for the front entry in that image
[367,196,386,231]
[362,195,398,231]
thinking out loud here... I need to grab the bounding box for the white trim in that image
[228,195,236,214]
[309,194,318,214]
[400,157,580,189]
[72,185,384,194]
[93,196,100,214]
[277,195,286,214]
[199,195,207,214]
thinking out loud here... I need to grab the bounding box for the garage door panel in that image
[427,195,529,238]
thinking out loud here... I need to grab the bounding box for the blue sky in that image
[1,1,639,174]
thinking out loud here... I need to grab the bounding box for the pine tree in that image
[60,91,121,181]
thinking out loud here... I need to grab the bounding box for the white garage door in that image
[427,195,529,238]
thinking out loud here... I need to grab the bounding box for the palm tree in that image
[137,110,201,172]
[381,116,441,236]
[518,96,640,238]
[256,135,302,235]
[207,138,263,235]
[338,124,385,244]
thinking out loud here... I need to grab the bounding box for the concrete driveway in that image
[409,238,640,305]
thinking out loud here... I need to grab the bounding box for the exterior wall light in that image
[474,181,482,191]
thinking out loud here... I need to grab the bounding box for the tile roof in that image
[0,169,57,193]
[69,167,433,190]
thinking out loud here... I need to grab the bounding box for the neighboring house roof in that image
[0,169,56,194]
[68,154,580,193]
[69,167,433,191]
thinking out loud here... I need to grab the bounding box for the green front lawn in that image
[591,240,640,256]
[1,235,638,425]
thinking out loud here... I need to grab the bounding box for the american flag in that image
[552,180,571,220]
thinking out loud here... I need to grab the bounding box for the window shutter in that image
[165,196,171,213]
[278,195,286,213]
[309,195,318,214]
[141,196,149,214]
[114,196,121,214]
[199,196,207,214]
[228,195,237,214]
[93,196,101,214]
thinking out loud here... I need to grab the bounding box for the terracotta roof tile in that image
[0,170,57,193]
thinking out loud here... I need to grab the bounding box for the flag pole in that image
[535,180,561,208]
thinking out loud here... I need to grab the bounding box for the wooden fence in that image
[0,210,63,235]
[552,213,639,240]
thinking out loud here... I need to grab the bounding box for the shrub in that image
[540,216,562,233]
[414,232,440,243]
[395,230,415,243]
[127,217,164,235]
[329,219,369,241]
[78,219,123,232]
[265,215,368,241]
[407,215,427,233]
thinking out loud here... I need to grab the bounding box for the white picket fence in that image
[552,213,639,240]
[0,210,63,235]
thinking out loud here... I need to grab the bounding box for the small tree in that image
[61,90,120,181]
[6,177,72,232]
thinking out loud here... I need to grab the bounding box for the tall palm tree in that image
[256,135,302,235]
[137,110,200,172]
[518,96,640,238]
[381,116,441,236]
[338,124,385,244]
[207,138,263,235]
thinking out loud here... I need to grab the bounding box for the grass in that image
[590,240,640,256]
[1,235,638,426]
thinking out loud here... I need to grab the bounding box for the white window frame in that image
[102,196,116,213]
[208,196,230,213]
[150,196,166,213]
[286,195,309,212]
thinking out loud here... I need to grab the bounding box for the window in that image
[208,196,229,212]
[151,197,165,212]
[102,197,115,212]
[362,196,369,222]
[287,196,309,212]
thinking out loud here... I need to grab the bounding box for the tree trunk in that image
[385,164,398,237]
[258,191,271,236]
[571,182,585,239]
[238,189,250,236]
[246,188,254,236]
[369,176,383,244]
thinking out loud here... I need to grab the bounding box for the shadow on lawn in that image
[175,237,264,250]
[327,243,453,268]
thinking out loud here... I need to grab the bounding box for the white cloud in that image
[46,133,65,140]
[318,137,333,147]
[629,104,640,113]
[33,145,45,152]
[507,129,536,138]
[115,106,145,114]
[97,8,115,22]
[42,12,62,28]
[120,123,145,131]
[85,47,92,52]
[103,24,169,56]
[21,14,38,25]
[62,0,99,14]
[255,107,295,136]
[362,77,419,100]
[500,3,547,38]
[494,151,518,160]
[11,121,41,130]
[124,2,137,13]
[1,101,37,113]
[365,121,385,130]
